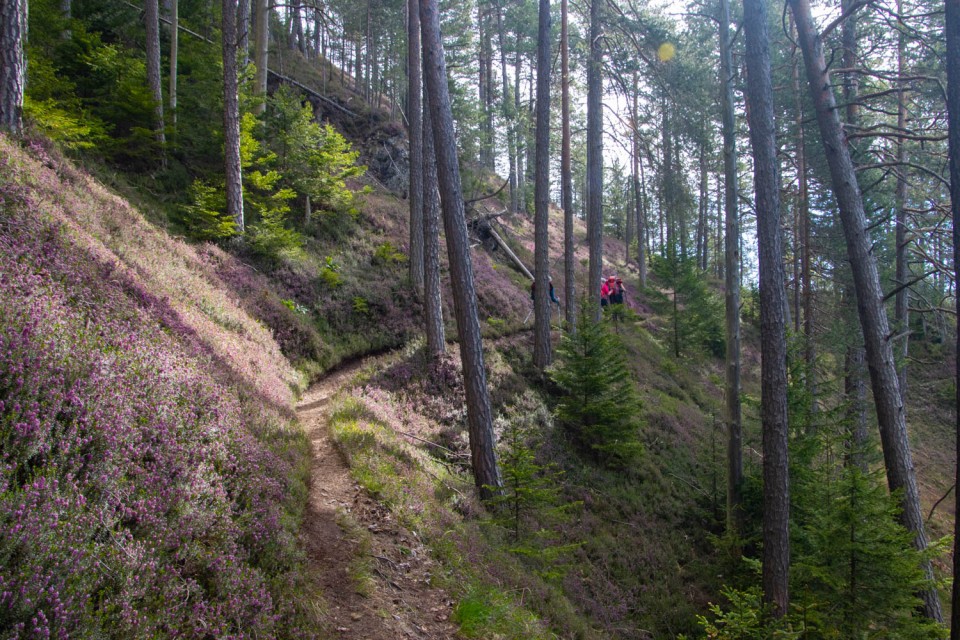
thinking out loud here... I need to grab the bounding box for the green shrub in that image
[178,179,237,241]
[372,241,407,265]
[549,310,644,466]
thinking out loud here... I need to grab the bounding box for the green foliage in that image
[241,113,303,258]
[178,180,238,241]
[650,256,725,358]
[24,97,106,150]
[790,432,947,638]
[263,87,366,223]
[320,256,343,288]
[549,309,644,466]
[487,394,581,580]
[372,241,407,265]
[352,297,370,315]
[691,587,799,639]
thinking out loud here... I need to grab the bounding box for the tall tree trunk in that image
[789,0,942,621]
[744,0,789,617]
[237,0,249,66]
[408,0,425,296]
[60,0,70,38]
[586,0,603,321]
[168,0,178,130]
[533,0,552,370]
[420,0,502,498]
[495,1,517,212]
[946,0,960,632]
[845,342,869,470]
[253,0,268,114]
[561,0,575,329]
[719,0,743,539]
[0,0,25,136]
[223,0,244,232]
[638,135,649,287]
[515,50,526,214]
[662,105,675,259]
[697,141,708,271]
[631,71,645,286]
[144,0,167,149]
[422,75,446,359]
[791,30,815,399]
[894,0,909,400]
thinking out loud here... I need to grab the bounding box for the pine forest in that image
[1,0,960,636]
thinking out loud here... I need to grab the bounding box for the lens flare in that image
[658,42,676,62]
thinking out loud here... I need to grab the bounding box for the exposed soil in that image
[297,358,460,639]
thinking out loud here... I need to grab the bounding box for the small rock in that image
[350,612,362,621]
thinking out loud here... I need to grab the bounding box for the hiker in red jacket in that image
[600,275,615,307]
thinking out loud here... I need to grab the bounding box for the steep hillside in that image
[0,134,318,636]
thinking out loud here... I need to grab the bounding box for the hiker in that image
[611,277,625,305]
[600,275,615,307]
[526,276,561,323]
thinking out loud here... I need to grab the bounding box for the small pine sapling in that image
[549,308,643,466]
[487,394,581,580]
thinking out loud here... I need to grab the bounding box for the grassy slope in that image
[0,134,319,637]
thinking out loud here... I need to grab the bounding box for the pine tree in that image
[550,309,643,466]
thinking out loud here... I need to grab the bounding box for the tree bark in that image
[894,0,909,400]
[744,0,790,617]
[223,0,244,232]
[0,0,25,136]
[561,0,575,329]
[420,0,502,498]
[791,28,815,400]
[947,0,960,633]
[586,0,603,321]
[168,0,178,130]
[237,0,249,66]
[408,0,425,296]
[719,0,743,539]
[789,0,942,621]
[145,0,167,148]
[495,0,517,213]
[422,74,446,360]
[533,0,552,370]
[253,0,269,114]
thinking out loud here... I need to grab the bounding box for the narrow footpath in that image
[297,358,460,639]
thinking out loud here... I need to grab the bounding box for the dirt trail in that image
[297,358,459,639]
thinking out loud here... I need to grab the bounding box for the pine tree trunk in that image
[586,0,603,321]
[744,0,789,616]
[697,142,708,271]
[253,0,268,114]
[894,0,909,399]
[533,0,552,370]
[0,0,25,136]
[237,0,249,66]
[168,0,178,130]
[789,0,942,621]
[791,28,815,400]
[946,0,960,633]
[223,0,244,232]
[719,0,743,539]
[515,49,526,214]
[422,79,446,359]
[495,1,517,213]
[420,0,501,498]
[408,0,425,296]
[561,0,575,329]
[145,0,167,148]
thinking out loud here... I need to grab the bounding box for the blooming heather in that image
[0,136,313,638]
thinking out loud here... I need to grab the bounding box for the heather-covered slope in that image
[0,135,318,637]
